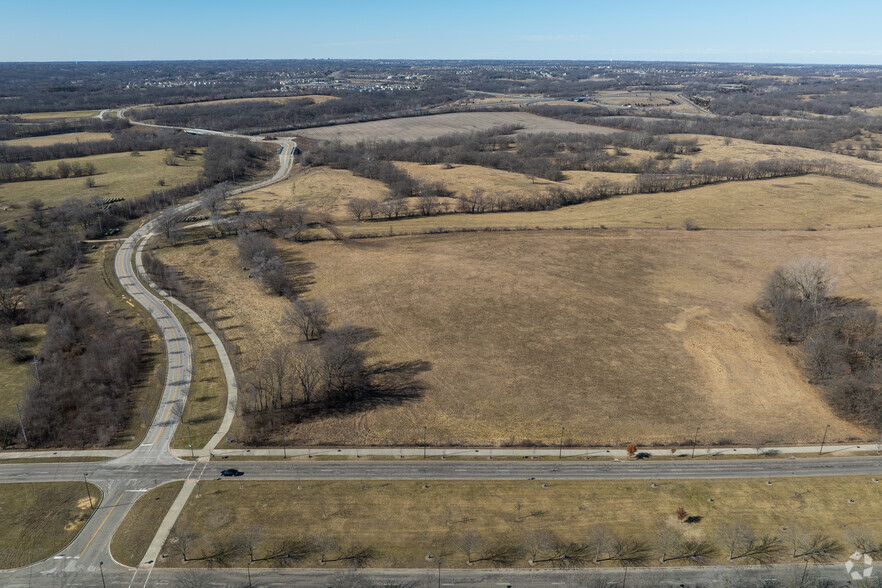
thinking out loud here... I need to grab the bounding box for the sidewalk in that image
[183,442,882,460]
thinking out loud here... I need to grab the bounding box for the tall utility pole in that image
[15,403,28,445]
[559,426,565,459]
[819,424,831,455]
[29,356,40,384]
[83,474,93,509]
[691,425,701,458]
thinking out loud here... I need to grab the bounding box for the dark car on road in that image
[220,468,244,477]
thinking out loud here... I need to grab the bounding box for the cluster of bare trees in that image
[236,232,290,296]
[0,159,96,184]
[242,301,367,417]
[761,258,882,429]
[13,296,142,447]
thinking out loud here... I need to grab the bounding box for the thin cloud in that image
[515,34,591,42]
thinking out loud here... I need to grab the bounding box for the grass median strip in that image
[111,481,184,567]
[155,477,882,569]
[0,482,101,569]
[169,305,226,451]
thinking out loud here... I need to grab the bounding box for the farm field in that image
[0,149,202,223]
[0,482,99,568]
[156,228,882,447]
[291,111,620,143]
[151,476,882,569]
[2,131,114,147]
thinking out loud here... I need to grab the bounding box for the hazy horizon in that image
[3,0,881,66]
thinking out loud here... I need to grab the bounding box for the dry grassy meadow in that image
[150,476,882,569]
[14,109,101,120]
[157,226,882,447]
[1,131,114,147]
[158,122,882,448]
[0,149,203,223]
[292,111,619,143]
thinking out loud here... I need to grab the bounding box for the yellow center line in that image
[79,492,123,556]
[119,236,189,446]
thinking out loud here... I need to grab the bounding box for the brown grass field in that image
[291,111,620,144]
[1,131,114,147]
[0,149,202,223]
[339,174,882,234]
[157,227,882,447]
[14,109,101,120]
[151,477,882,569]
[241,165,391,218]
[0,482,100,568]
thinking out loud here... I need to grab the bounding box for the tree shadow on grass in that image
[245,357,432,437]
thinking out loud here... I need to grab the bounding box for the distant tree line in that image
[133,86,467,134]
[760,259,882,429]
[0,117,127,141]
[528,104,882,153]
[0,126,206,165]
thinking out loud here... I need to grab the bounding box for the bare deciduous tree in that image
[284,298,329,341]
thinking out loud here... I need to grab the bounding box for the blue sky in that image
[2,0,881,64]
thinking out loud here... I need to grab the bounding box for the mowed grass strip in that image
[0,482,100,569]
[1,131,114,147]
[0,149,202,223]
[158,477,882,569]
[169,308,227,451]
[158,229,881,447]
[111,481,184,567]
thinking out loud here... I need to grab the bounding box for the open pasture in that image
[0,149,202,223]
[157,228,882,447]
[2,131,114,147]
